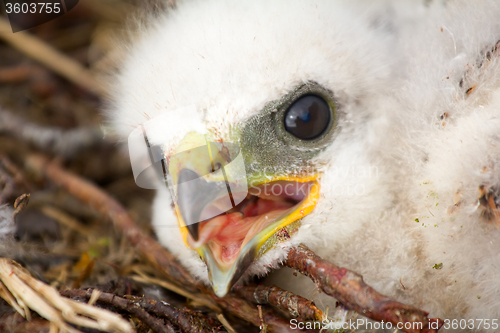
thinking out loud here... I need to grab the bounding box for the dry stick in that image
[123,295,226,333]
[285,245,444,333]
[0,18,107,97]
[213,293,294,332]
[26,154,293,332]
[60,289,176,333]
[234,284,323,321]
[257,305,268,333]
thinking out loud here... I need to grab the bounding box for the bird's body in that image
[108,0,500,331]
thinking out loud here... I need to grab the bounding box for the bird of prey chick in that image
[108,0,500,330]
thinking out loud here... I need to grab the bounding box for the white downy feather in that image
[107,1,500,331]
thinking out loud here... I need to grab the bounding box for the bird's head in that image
[110,0,395,297]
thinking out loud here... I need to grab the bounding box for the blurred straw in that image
[0,258,133,333]
[0,18,107,97]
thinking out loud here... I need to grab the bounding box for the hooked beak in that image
[168,132,320,297]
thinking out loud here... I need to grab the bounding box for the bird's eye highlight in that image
[284,94,331,140]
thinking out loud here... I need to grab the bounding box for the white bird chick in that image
[108,0,500,330]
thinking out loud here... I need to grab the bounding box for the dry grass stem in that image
[216,314,237,333]
[0,258,133,333]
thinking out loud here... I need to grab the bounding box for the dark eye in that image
[284,94,331,140]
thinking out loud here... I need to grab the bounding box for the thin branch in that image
[258,305,268,333]
[234,284,323,321]
[60,289,177,333]
[285,245,444,333]
[123,294,226,333]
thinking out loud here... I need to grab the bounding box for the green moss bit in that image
[477,295,482,299]
[432,263,443,270]
[429,191,439,199]
[415,218,419,223]
[436,203,439,206]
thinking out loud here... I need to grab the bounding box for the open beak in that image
[167,132,320,297]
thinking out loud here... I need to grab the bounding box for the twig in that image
[124,294,226,333]
[60,289,176,333]
[234,284,323,321]
[0,18,107,97]
[258,305,267,333]
[285,245,444,333]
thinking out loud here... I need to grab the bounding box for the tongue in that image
[241,198,295,217]
[197,198,295,265]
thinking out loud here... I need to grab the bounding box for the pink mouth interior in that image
[186,181,313,266]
